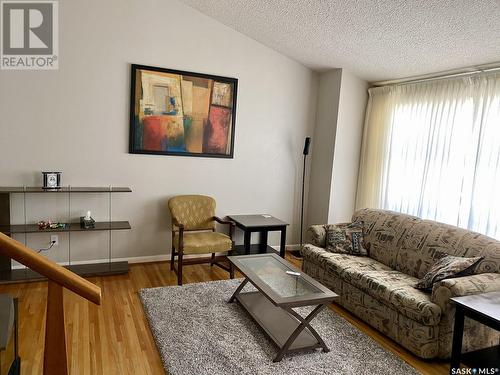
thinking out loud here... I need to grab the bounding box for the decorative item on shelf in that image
[37,220,66,230]
[42,171,62,189]
[80,211,95,229]
[129,64,238,158]
[291,137,311,258]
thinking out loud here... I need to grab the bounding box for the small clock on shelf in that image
[42,171,62,189]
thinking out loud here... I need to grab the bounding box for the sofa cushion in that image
[352,208,500,279]
[342,269,441,326]
[301,244,392,279]
[415,255,483,290]
[352,209,420,272]
[325,221,368,256]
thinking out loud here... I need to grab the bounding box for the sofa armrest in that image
[306,225,326,247]
[431,273,500,312]
[301,243,326,255]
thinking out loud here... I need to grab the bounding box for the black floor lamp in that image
[291,137,311,258]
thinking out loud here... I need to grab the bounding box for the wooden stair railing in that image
[0,232,102,375]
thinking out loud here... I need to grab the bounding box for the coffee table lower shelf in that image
[235,291,322,354]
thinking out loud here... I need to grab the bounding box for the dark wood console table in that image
[227,214,288,258]
[450,291,500,374]
[0,186,131,283]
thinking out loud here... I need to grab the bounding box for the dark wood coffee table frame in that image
[450,292,500,374]
[227,215,288,258]
[228,254,338,362]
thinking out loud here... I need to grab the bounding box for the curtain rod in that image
[372,62,500,87]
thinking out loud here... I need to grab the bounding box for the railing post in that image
[43,280,68,375]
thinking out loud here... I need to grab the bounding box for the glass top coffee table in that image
[228,253,338,362]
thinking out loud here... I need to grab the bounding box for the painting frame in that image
[129,64,238,158]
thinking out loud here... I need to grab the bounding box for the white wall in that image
[307,69,368,227]
[328,69,369,223]
[306,69,342,225]
[0,0,318,263]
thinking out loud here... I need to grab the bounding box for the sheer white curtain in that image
[356,72,500,238]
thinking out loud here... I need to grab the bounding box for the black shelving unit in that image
[0,186,132,284]
[0,221,131,234]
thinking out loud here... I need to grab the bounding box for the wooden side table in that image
[227,215,288,258]
[450,291,500,374]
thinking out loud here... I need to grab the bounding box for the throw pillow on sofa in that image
[415,255,483,290]
[325,221,368,256]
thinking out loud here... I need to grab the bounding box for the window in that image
[356,73,500,238]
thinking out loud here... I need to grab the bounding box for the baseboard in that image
[269,244,301,252]
[11,245,303,270]
[116,254,171,264]
[12,254,171,269]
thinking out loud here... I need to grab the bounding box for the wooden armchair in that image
[168,195,235,285]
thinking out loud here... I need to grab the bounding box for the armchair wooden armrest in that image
[172,218,184,230]
[213,216,234,226]
[213,216,235,239]
[171,220,185,253]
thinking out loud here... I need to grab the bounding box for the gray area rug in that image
[139,279,418,375]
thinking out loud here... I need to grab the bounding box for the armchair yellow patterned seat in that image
[173,232,232,254]
[168,195,235,285]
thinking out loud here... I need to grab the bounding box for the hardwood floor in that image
[0,256,450,375]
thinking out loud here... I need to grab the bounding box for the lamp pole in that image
[300,151,307,246]
[292,137,310,258]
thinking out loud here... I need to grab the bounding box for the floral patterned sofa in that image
[301,208,500,359]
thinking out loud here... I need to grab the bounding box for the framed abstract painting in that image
[129,64,237,158]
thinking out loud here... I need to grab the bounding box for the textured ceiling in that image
[178,0,500,82]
